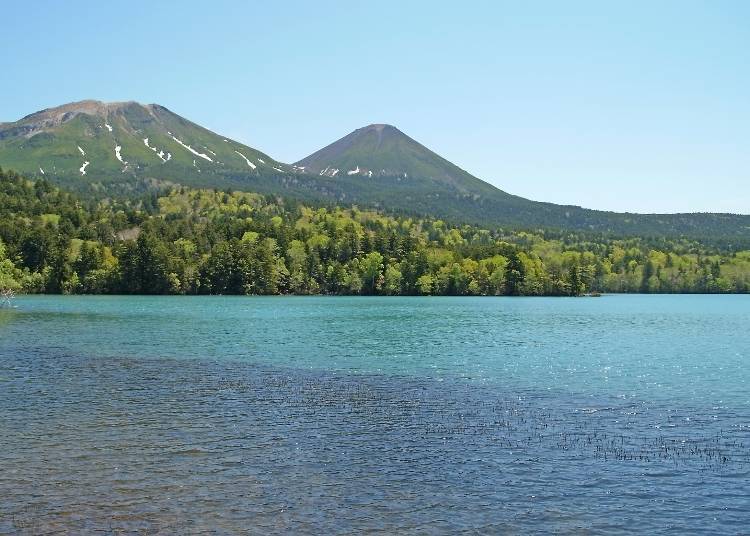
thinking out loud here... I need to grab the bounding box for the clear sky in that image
[2,1,748,214]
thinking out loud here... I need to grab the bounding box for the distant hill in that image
[1,100,749,246]
[0,100,294,195]
[295,124,750,247]
[295,123,498,192]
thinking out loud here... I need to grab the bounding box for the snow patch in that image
[319,165,340,177]
[368,170,373,178]
[77,145,85,156]
[80,161,90,175]
[347,166,360,176]
[115,145,126,164]
[104,123,113,132]
[273,166,284,173]
[207,148,217,156]
[144,138,167,163]
[234,150,257,169]
[170,135,213,162]
[257,158,265,164]
[39,167,45,175]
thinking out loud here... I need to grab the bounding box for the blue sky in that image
[2,1,748,213]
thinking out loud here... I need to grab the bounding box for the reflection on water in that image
[0,309,16,327]
[1,296,749,533]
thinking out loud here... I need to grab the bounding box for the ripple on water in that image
[2,295,750,533]
[1,351,749,534]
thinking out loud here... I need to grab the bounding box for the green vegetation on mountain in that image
[0,100,294,197]
[295,123,498,192]
[1,100,748,247]
[2,167,749,296]
[295,123,750,247]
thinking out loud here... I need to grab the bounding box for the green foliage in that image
[2,103,750,246]
[2,167,750,296]
[0,239,22,291]
[0,102,292,198]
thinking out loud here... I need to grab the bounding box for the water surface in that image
[1,295,748,533]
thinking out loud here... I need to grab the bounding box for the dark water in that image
[1,295,749,534]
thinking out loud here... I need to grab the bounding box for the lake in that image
[1,295,748,533]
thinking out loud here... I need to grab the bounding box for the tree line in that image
[1,167,749,296]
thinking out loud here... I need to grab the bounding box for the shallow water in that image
[0,295,748,533]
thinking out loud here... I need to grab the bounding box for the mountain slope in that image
[1,101,748,246]
[296,123,494,193]
[0,100,295,195]
[296,125,750,246]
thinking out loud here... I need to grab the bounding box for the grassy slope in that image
[0,103,293,195]
[294,125,750,246]
[1,104,749,247]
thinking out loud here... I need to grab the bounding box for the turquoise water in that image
[1,295,749,533]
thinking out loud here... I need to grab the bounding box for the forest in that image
[1,167,749,296]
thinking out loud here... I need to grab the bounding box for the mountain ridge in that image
[0,100,295,195]
[1,100,749,246]
[295,123,496,195]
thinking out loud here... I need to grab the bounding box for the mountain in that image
[296,124,750,246]
[1,101,749,246]
[0,100,295,195]
[295,123,496,193]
